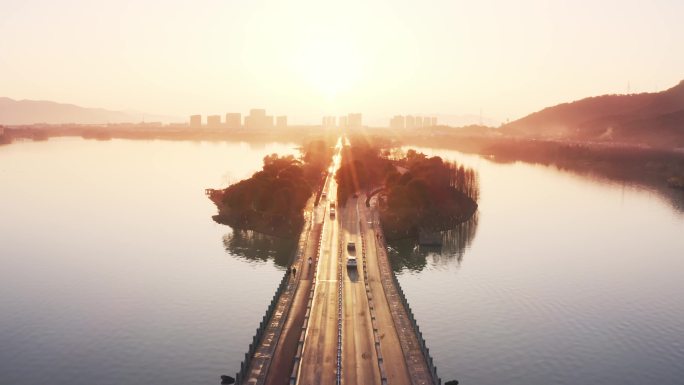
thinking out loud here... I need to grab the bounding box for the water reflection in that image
[222,229,296,268]
[386,213,479,272]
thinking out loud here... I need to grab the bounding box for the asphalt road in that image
[339,197,381,385]
[262,139,420,385]
[297,176,341,385]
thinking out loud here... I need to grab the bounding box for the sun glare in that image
[292,36,363,98]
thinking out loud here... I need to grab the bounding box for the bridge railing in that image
[371,200,442,385]
[234,190,321,385]
[234,268,291,385]
[389,268,442,385]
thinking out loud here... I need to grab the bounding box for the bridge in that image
[229,144,442,385]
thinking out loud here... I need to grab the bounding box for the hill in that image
[0,97,177,125]
[502,80,684,148]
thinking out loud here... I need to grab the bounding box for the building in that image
[189,115,202,129]
[338,116,348,129]
[431,117,437,126]
[207,115,222,128]
[405,115,415,129]
[347,113,362,129]
[276,116,287,128]
[389,115,405,130]
[245,109,271,129]
[225,113,241,129]
[322,116,337,128]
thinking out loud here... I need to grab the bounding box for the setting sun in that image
[292,34,363,98]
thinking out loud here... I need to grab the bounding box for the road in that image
[339,197,381,385]
[297,154,342,384]
[251,138,433,385]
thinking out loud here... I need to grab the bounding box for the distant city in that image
[186,110,437,129]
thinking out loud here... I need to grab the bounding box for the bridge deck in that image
[237,146,437,385]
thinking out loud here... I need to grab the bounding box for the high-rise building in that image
[390,115,405,129]
[405,115,415,129]
[207,115,221,128]
[225,113,241,129]
[189,115,202,129]
[322,116,337,128]
[250,109,266,118]
[347,113,362,129]
[245,109,271,129]
[276,116,287,128]
[338,116,347,129]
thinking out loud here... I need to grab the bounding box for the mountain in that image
[0,97,179,125]
[501,80,684,148]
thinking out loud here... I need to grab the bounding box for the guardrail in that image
[233,186,322,385]
[359,222,389,384]
[335,240,344,385]
[234,268,291,385]
[389,266,442,385]
[289,203,326,385]
[370,199,442,385]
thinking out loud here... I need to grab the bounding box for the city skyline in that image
[1,0,682,123]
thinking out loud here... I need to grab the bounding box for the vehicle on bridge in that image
[346,255,357,268]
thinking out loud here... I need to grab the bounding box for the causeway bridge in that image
[230,144,442,385]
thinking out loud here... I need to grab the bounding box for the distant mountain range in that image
[502,80,684,148]
[0,97,179,125]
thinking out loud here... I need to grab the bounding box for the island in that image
[207,139,332,238]
[335,136,479,240]
[208,136,479,242]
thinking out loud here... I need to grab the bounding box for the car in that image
[347,256,357,268]
[347,242,356,252]
[322,192,327,199]
[330,207,336,218]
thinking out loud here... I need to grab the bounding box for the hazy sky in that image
[1,0,683,124]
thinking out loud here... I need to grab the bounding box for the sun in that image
[292,36,363,98]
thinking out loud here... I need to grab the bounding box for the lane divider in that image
[359,218,388,384]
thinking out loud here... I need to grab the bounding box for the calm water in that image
[0,138,297,385]
[393,148,684,385]
[1,139,683,385]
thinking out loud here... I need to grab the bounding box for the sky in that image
[1,0,683,124]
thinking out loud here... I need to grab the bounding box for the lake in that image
[1,138,683,385]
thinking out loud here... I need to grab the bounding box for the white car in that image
[347,256,357,268]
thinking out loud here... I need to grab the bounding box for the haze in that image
[1,0,683,124]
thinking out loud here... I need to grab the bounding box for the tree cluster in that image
[334,137,479,239]
[222,154,313,218]
[209,139,333,237]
